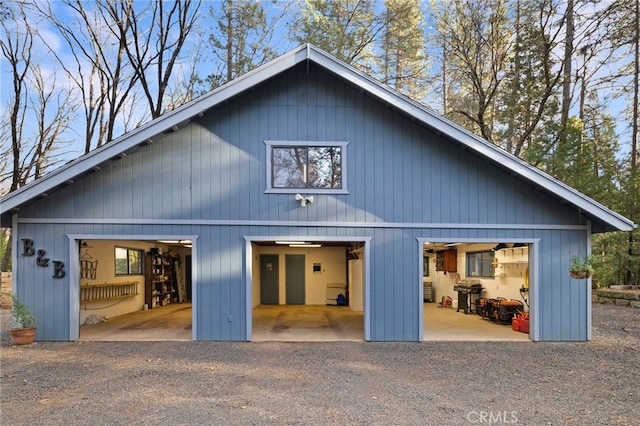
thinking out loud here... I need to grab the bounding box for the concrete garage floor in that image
[80,304,365,342]
[79,302,528,342]
[80,303,192,341]
[423,302,530,341]
[252,305,364,342]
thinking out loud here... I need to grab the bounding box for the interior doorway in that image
[185,254,193,302]
[260,254,279,304]
[285,254,305,304]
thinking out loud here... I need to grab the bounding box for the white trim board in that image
[66,234,199,341]
[244,235,372,341]
[16,217,588,231]
[416,237,541,342]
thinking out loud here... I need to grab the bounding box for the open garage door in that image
[78,239,193,341]
[421,241,532,341]
[249,239,367,342]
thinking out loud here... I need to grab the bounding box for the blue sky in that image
[0,0,635,191]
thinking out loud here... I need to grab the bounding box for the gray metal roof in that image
[1,44,635,232]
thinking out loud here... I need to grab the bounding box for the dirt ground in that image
[1,303,639,425]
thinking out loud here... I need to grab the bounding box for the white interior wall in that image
[79,240,153,324]
[426,260,458,303]
[348,258,364,311]
[251,245,348,305]
[424,244,529,309]
[484,247,529,303]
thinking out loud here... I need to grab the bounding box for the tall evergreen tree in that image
[559,0,574,148]
[378,0,429,102]
[208,0,290,86]
[494,0,563,157]
[287,0,383,73]
[590,0,640,284]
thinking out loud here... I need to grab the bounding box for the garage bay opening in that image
[422,242,531,341]
[250,240,365,341]
[78,239,193,341]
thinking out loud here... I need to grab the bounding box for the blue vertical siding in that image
[14,222,591,341]
[19,64,585,230]
[534,229,589,341]
[11,62,596,342]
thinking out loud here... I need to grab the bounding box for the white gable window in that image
[265,141,348,193]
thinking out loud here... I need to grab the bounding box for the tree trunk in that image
[560,0,574,146]
[628,0,639,284]
[226,0,233,82]
[0,231,11,273]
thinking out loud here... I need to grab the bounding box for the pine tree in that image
[494,0,563,157]
[208,0,289,86]
[287,0,382,73]
[378,0,429,102]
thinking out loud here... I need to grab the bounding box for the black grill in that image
[453,284,483,314]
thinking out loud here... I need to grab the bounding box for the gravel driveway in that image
[1,303,638,425]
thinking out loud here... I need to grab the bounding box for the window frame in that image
[265,141,349,194]
[466,250,495,279]
[115,247,144,276]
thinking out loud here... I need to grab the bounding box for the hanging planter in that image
[569,254,593,280]
[569,270,592,279]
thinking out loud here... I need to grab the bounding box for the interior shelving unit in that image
[145,252,178,309]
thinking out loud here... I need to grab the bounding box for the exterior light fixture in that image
[295,193,314,207]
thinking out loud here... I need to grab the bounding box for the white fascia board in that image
[1,46,309,214]
[306,46,635,232]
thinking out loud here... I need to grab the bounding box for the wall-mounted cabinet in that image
[436,250,457,272]
[145,252,178,309]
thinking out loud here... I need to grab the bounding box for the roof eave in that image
[1,44,635,233]
[0,45,311,216]
[305,46,636,232]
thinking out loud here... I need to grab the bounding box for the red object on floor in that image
[512,317,520,331]
[519,318,529,334]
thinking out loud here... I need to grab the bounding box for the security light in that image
[295,193,314,207]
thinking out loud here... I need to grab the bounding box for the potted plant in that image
[569,254,594,279]
[4,292,37,345]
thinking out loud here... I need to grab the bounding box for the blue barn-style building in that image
[1,45,634,342]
